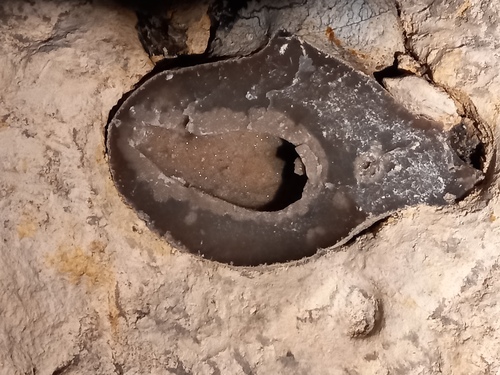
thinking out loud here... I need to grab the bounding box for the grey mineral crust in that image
[107,36,481,266]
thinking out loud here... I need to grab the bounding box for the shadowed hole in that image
[259,139,308,211]
[449,122,486,171]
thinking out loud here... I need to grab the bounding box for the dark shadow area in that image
[116,0,213,58]
[209,0,249,29]
[470,142,486,171]
[136,10,181,57]
[372,55,410,87]
[116,0,251,59]
[117,0,250,60]
[116,0,202,12]
[449,122,486,171]
[259,140,308,212]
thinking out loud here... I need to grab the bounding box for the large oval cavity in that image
[107,36,482,266]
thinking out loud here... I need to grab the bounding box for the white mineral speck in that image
[246,91,257,100]
[300,44,307,56]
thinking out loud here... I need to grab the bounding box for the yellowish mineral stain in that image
[17,215,38,239]
[17,158,28,173]
[455,0,471,18]
[46,241,123,338]
[95,144,107,165]
[107,293,122,338]
[325,26,342,47]
[433,50,464,88]
[186,11,211,54]
[46,241,112,287]
[148,237,174,257]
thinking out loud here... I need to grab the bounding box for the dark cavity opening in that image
[470,142,486,171]
[209,0,249,30]
[373,55,408,87]
[449,122,486,171]
[259,139,308,212]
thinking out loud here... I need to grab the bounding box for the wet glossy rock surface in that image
[107,36,482,266]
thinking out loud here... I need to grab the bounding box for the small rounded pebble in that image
[342,287,380,338]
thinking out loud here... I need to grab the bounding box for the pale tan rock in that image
[398,0,499,163]
[169,3,211,55]
[383,76,461,130]
[2,0,500,374]
[397,54,425,76]
[186,12,211,54]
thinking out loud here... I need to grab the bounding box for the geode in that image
[107,36,482,266]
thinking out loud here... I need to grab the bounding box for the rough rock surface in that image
[210,0,405,73]
[136,1,211,60]
[1,1,500,375]
[383,75,461,130]
[398,0,498,157]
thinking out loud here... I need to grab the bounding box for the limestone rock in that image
[209,0,404,73]
[1,0,500,374]
[398,0,498,163]
[397,54,426,76]
[383,75,462,130]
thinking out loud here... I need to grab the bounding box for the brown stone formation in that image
[135,129,304,210]
[107,36,482,266]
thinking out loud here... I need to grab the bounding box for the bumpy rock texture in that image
[209,0,404,72]
[1,0,500,374]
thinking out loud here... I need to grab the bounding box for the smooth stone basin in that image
[107,36,482,266]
